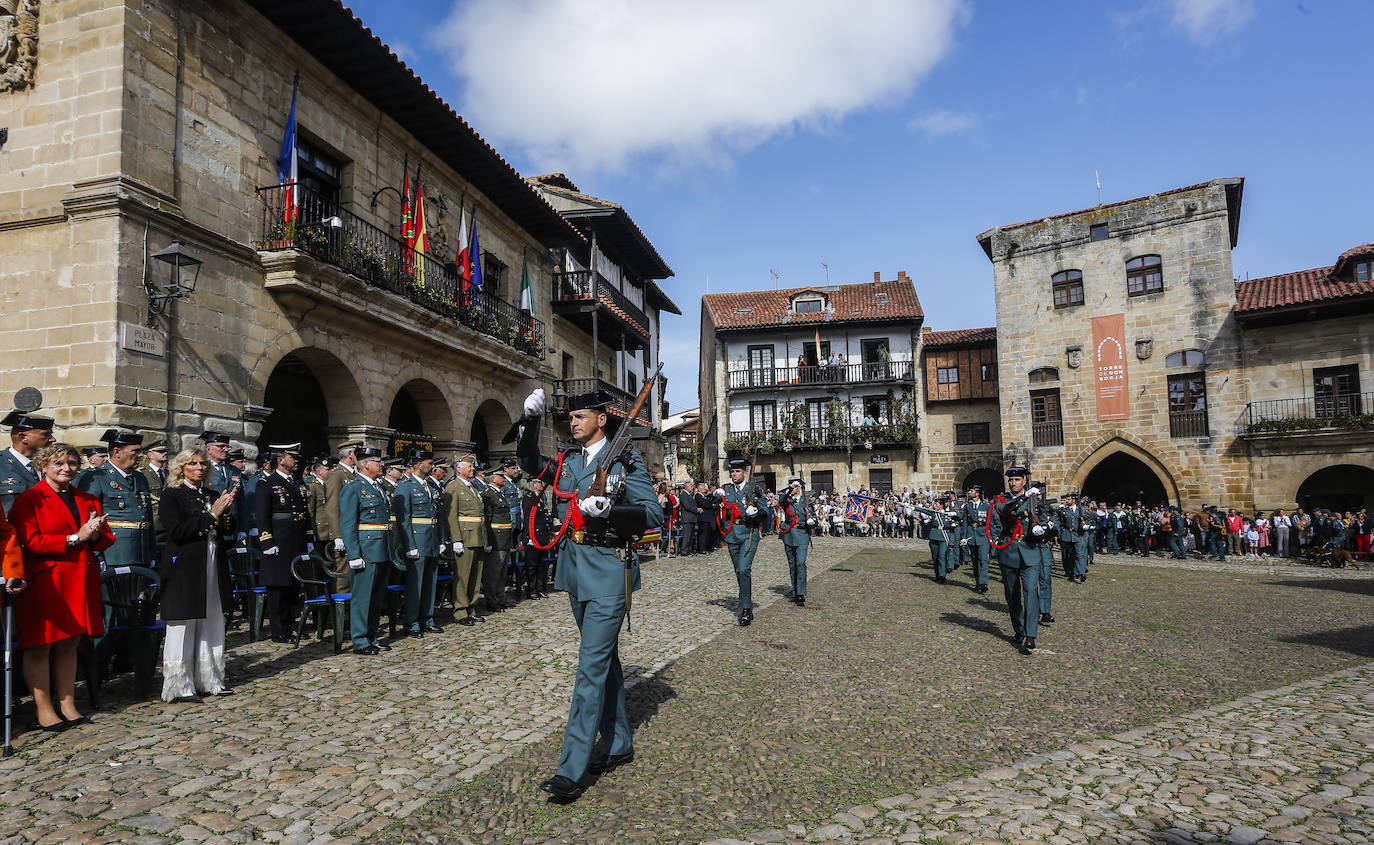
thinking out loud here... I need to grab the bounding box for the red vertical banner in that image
[1092,313,1129,420]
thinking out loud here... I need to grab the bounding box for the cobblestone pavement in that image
[716,662,1374,845]
[0,540,842,844]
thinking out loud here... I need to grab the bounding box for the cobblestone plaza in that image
[0,538,1369,844]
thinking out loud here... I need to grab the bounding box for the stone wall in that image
[923,398,1003,492]
[983,180,1252,508]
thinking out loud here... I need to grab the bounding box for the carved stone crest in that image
[1136,337,1154,360]
[0,0,40,93]
[1066,345,1083,369]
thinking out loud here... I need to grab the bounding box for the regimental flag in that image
[456,206,470,303]
[412,165,428,284]
[843,492,875,524]
[519,251,533,326]
[277,74,300,224]
[467,212,483,304]
[399,156,413,276]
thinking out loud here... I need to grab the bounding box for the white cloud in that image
[1166,0,1255,44]
[433,0,966,172]
[906,109,979,137]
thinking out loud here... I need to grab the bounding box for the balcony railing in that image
[1168,409,1209,438]
[725,423,915,453]
[257,183,545,358]
[1031,421,1064,447]
[552,270,650,339]
[727,360,916,391]
[1244,391,1374,434]
[553,377,651,426]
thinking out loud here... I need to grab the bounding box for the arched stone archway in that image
[1296,464,1374,513]
[471,398,514,462]
[1069,436,1180,506]
[962,467,1004,496]
[388,378,455,441]
[258,348,364,459]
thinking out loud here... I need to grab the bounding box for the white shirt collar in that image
[109,463,129,479]
[454,475,472,488]
[582,438,607,461]
[340,463,357,474]
[7,447,31,469]
[275,470,292,481]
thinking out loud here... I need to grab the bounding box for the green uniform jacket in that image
[550,448,662,600]
[206,460,248,535]
[141,464,167,533]
[443,476,488,554]
[392,475,442,556]
[1056,503,1086,536]
[77,464,157,567]
[988,493,1048,569]
[717,481,767,545]
[0,448,39,516]
[914,505,961,543]
[777,491,812,549]
[339,476,394,563]
[482,484,515,552]
[961,500,991,544]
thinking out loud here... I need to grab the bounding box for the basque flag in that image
[277,74,299,224]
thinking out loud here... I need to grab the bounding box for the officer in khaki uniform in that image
[339,447,393,655]
[76,429,157,568]
[443,452,488,625]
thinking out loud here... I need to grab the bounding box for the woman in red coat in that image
[8,443,115,730]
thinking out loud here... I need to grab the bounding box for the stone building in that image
[699,274,925,492]
[660,406,699,485]
[0,0,675,466]
[920,326,1004,495]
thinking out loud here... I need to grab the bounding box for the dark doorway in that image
[471,412,489,461]
[260,353,330,460]
[962,467,1004,496]
[869,467,893,493]
[1297,465,1374,514]
[1081,452,1168,506]
[389,386,424,435]
[755,471,776,493]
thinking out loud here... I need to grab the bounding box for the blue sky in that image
[343,0,1372,414]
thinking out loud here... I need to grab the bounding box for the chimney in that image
[922,326,933,334]
[873,271,881,283]
[897,270,908,281]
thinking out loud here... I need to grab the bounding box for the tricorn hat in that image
[727,458,749,470]
[82,445,109,458]
[356,447,384,459]
[1005,465,1029,478]
[200,430,232,445]
[99,429,144,448]
[3,411,54,432]
[408,448,435,464]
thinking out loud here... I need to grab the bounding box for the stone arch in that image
[1069,434,1181,506]
[1295,464,1374,513]
[250,328,368,424]
[470,397,514,460]
[257,346,365,459]
[381,371,456,441]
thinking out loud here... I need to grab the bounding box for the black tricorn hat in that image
[82,445,109,457]
[227,449,246,461]
[356,447,384,459]
[1005,465,1029,478]
[408,448,435,464]
[200,430,232,445]
[568,391,611,412]
[99,429,144,447]
[3,411,54,432]
[727,458,749,470]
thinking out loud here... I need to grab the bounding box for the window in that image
[627,372,638,395]
[860,338,890,379]
[1028,367,1059,384]
[807,398,827,430]
[861,396,888,425]
[295,137,343,202]
[1167,373,1208,437]
[1126,255,1164,296]
[1314,364,1361,418]
[811,470,834,493]
[749,401,777,431]
[483,253,507,299]
[1165,349,1205,368]
[937,366,959,384]
[1355,260,1373,283]
[1090,223,1110,242]
[981,362,998,382]
[1030,388,1063,447]
[1052,269,1084,309]
[794,298,823,314]
[955,422,991,445]
[747,345,775,387]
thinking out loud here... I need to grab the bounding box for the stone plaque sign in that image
[120,321,166,357]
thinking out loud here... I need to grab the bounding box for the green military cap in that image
[455,452,477,465]
[143,440,168,452]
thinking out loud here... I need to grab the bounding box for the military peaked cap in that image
[356,447,384,459]
[82,446,109,457]
[268,442,303,458]
[3,411,54,432]
[568,391,611,412]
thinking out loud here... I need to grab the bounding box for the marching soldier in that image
[960,484,992,593]
[141,440,169,535]
[987,466,1045,655]
[914,496,961,584]
[76,429,156,568]
[393,449,443,638]
[512,387,662,800]
[715,457,768,626]
[1029,481,1059,626]
[777,477,814,605]
[338,447,393,656]
[1,411,54,515]
[324,441,362,592]
[480,468,516,613]
[443,453,488,626]
[253,443,315,643]
[1056,491,1088,583]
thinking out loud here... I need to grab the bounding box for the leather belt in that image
[358,523,390,531]
[107,520,149,529]
[410,518,437,525]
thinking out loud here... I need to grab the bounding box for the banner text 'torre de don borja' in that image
[1092,314,1129,420]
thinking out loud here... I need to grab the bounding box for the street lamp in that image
[145,241,204,325]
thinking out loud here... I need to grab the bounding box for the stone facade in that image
[0,0,673,469]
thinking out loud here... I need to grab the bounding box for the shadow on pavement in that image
[966,596,1008,614]
[940,610,1007,643]
[705,597,740,613]
[1279,624,1374,659]
[1265,578,1374,597]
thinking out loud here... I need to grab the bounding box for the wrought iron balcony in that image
[726,361,916,391]
[1168,409,1209,438]
[256,183,545,358]
[1243,392,1374,435]
[553,377,652,427]
[724,423,915,453]
[551,270,650,351]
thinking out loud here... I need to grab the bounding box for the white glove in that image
[236,532,247,542]
[263,546,279,556]
[437,543,447,554]
[483,545,492,552]
[452,541,464,556]
[523,388,546,417]
[406,548,419,559]
[745,506,759,517]
[306,542,315,554]
[348,558,365,571]
[333,538,345,552]
[249,528,260,537]
[959,538,969,546]
[712,489,725,500]
[1032,525,1046,536]
[580,496,611,517]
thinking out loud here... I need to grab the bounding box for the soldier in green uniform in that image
[960,484,992,593]
[914,496,961,584]
[393,449,443,638]
[499,458,525,598]
[1029,481,1059,626]
[76,429,157,569]
[1056,491,1088,583]
[988,466,1045,655]
[202,431,249,544]
[480,468,516,613]
[715,457,768,626]
[443,453,488,626]
[339,447,394,655]
[379,459,403,497]
[141,440,169,536]
[513,387,663,800]
[241,450,272,541]
[776,477,814,605]
[75,445,109,488]
[1,412,54,516]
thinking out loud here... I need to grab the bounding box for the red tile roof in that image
[1235,245,1374,316]
[703,279,923,330]
[922,327,997,348]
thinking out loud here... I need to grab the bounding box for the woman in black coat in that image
[159,449,237,702]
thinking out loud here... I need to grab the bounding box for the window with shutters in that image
[1030,388,1063,447]
[1052,269,1084,309]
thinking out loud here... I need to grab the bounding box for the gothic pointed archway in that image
[1070,437,1179,507]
